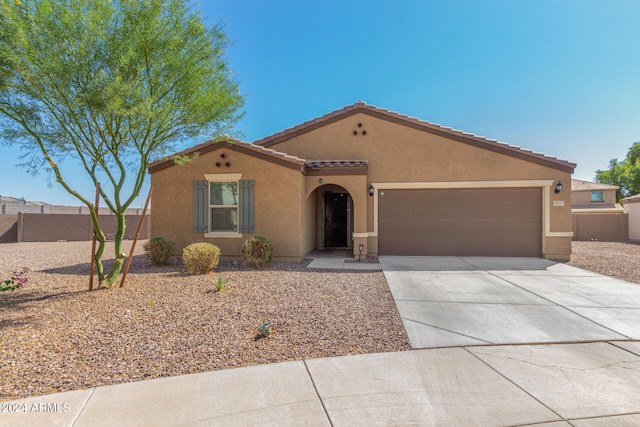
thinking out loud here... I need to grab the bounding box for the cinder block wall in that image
[572,214,629,241]
[0,214,18,243]
[14,213,151,242]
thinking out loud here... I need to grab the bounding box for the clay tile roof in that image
[253,101,576,173]
[622,194,640,203]
[304,160,368,169]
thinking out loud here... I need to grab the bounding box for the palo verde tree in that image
[0,0,243,287]
[595,141,640,203]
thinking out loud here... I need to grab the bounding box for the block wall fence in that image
[0,213,150,243]
[571,214,628,242]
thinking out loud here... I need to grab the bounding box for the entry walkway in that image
[306,249,381,270]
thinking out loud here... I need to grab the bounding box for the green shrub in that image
[143,237,176,266]
[257,320,271,338]
[213,275,228,292]
[241,236,273,269]
[183,243,221,274]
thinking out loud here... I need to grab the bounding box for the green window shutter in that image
[238,180,255,234]
[193,180,209,233]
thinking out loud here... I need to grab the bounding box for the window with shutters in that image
[194,175,254,237]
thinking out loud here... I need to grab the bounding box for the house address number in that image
[553,200,565,207]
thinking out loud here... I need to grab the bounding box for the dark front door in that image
[324,192,348,247]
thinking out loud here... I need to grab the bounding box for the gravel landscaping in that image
[568,241,640,285]
[2,239,638,402]
[0,241,409,402]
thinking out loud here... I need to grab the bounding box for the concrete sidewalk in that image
[2,342,640,426]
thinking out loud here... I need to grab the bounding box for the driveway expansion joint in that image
[303,359,334,427]
[402,317,493,345]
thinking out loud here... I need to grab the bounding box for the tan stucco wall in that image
[624,202,640,241]
[150,145,304,259]
[572,189,617,208]
[152,111,574,260]
[272,113,573,259]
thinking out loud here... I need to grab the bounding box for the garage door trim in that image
[368,180,572,256]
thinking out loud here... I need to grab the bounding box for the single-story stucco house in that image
[571,179,628,241]
[622,194,640,241]
[148,102,576,261]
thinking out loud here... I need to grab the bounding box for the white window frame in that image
[204,173,243,238]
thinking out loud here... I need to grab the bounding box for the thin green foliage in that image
[257,321,271,338]
[0,0,244,287]
[213,275,228,292]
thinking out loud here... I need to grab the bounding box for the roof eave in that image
[148,140,306,174]
[253,102,576,173]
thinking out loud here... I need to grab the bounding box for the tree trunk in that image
[101,212,127,287]
[90,208,127,288]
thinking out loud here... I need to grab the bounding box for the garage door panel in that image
[378,188,542,257]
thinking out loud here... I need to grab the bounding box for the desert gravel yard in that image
[0,241,409,402]
[1,240,638,402]
[568,241,640,285]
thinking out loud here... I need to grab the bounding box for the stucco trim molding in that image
[204,232,243,239]
[572,208,625,214]
[545,232,573,237]
[204,173,243,182]
[369,180,566,250]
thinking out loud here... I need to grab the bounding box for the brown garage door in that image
[378,188,542,256]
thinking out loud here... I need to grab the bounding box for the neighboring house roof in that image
[622,194,640,204]
[253,101,576,173]
[571,179,619,191]
[0,196,49,206]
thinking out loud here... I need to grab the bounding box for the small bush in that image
[241,236,273,269]
[183,243,220,274]
[143,237,176,266]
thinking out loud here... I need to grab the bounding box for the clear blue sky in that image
[1,0,639,206]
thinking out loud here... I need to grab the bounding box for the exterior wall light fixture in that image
[319,178,324,184]
[554,181,563,194]
[369,184,374,197]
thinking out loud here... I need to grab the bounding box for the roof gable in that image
[148,139,306,174]
[253,101,576,173]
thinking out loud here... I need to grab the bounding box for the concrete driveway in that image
[380,256,640,349]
